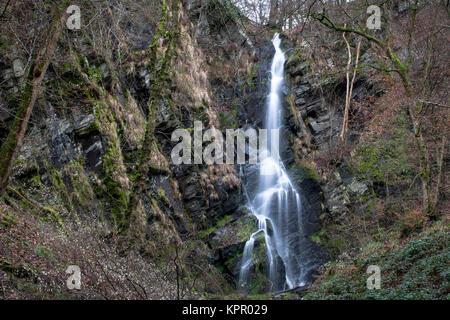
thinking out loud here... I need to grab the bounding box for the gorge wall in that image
[2,0,445,300]
[0,0,352,297]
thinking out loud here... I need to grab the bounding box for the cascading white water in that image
[239,33,306,292]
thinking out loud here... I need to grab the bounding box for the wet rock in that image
[294,85,310,97]
[12,59,25,78]
[289,61,311,78]
[156,101,179,133]
[183,183,199,200]
[46,119,76,169]
[82,136,104,171]
[295,97,306,106]
[325,184,350,217]
[98,63,109,79]
[74,114,96,135]
[138,68,150,89]
[348,178,368,195]
[47,119,72,139]
[309,119,329,134]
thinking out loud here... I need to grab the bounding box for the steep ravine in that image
[1,0,428,299]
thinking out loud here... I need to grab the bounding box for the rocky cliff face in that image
[0,0,384,298]
[0,0,249,297]
[284,47,374,215]
[1,1,252,238]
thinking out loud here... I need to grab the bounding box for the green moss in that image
[42,205,66,231]
[245,244,272,295]
[60,61,73,74]
[63,158,95,208]
[46,161,73,212]
[0,209,18,228]
[31,171,42,188]
[311,229,326,244]
[236,216,258,242]
[224,251,243,270]
[0,78,34,184]
[217,215,234,227]
[156,188,168,203]
[246,292,275,300]
[248,272,268,295]
[77,120,100,136]
[350,114,415,186]
[40,157,92,228]
[198,215,236,240]
[199,226,215,240]
[102,172,128,227]
[93,99,130,229]
[296,164,319,182]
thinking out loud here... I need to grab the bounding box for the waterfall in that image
[239,33,306,292]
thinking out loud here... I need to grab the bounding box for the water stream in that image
[239,33,306,292]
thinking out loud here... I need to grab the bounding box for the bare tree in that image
[269,0,279,27]
[340,34,361,145]
[0,2,69,195]
[310,0,448,216]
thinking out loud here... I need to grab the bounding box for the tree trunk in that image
[124,0,178,236]
[340,30,352,144]
[0,4,68,195]
[340,34,361,145]
[407,103,434,215]
[433,136,446,209]
[269,0,279,27]
[311,5,444,216]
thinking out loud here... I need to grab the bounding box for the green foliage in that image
[351,113,416,186]
[304,230,449,300]
[294,164,318,182]
[156,188,168,204]
[33,245,54,259]
[46,162,73,213]
[77,120,100,136]
[217,111,235,128]
[198,215,234,240]
[248,271,268,295]
[311,229,326,244]
[236,216,258,242]
[293,48,302,58]
[0,209,18,228]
